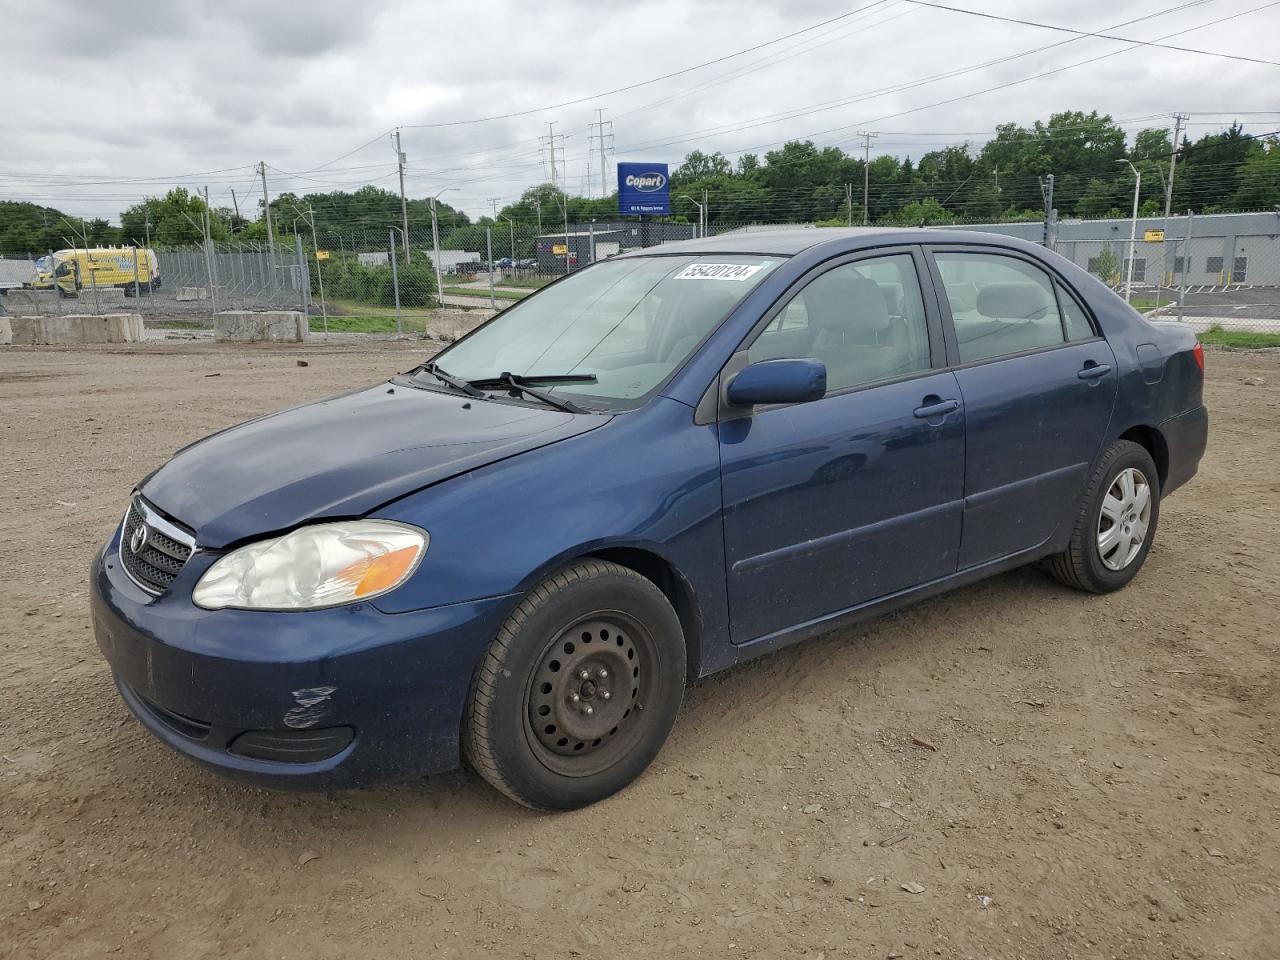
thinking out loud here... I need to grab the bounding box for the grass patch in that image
[144,319,207,329]
[496,277,555,290]
[443,285,526,301]
[310,313,428,335]
[1197,325,1280,349]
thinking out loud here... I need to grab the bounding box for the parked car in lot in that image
[91,229,1207,809]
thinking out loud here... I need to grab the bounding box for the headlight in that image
[192,521,427,610]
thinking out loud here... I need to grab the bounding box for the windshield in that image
[424,254,779,411]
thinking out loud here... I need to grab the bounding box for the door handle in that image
[913,398,960,419]
[1077,361,1112,380]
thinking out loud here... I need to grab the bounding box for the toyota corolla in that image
[91,229,1208,809]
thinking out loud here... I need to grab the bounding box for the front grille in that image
[120,498,194,595]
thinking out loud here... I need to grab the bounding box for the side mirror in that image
[726,358,827,407]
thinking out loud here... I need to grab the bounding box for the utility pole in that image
[393,128,411,264]
[258,161,274,255]
[1039,174,1057,250]
[591,108,613,198]
[702,187,708,238]
[546,121,559,188]
[1164,112,1187,219]
[845,183,853,227]
[855,131,877,225]
[229,188,242,231]
[1159,112,1188,307]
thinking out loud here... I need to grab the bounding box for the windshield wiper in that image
[467,372,595,414]
[413,361,484,398]
[469,373,599,387]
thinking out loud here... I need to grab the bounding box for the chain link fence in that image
[5,212,1279,336]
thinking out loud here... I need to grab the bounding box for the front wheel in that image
[1047,439,1161,593]
[463,560,686,810]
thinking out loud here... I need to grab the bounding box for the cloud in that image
[2,0,1276,223]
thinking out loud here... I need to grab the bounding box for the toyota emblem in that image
[130,523,149,554]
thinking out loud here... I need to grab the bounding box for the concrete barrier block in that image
[2,289,59,313]
[8,313,144,345]
[176,286,224,302]
[0,317,11,345]
[213,310,308,342]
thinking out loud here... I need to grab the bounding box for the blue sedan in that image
[91,229,1208,809]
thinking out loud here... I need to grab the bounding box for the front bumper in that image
[91,527,514,789]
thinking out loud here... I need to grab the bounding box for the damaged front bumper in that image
[90,529,513,789]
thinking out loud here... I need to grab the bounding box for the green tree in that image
[1232,137,1280,209]
[121,188,225,246]
[1090,247,1120,286]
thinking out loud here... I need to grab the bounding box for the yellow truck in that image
[35,248,160,296]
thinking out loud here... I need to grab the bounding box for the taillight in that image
[1193,342,1205,372]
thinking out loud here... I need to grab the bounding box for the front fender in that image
[370,397,732,667]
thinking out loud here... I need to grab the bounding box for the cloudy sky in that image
[3,0,1278,224]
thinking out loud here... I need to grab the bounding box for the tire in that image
[463,560,686,810]
[1047,439,1161,594]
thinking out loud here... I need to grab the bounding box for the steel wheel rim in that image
[524,614,656,778]
[1097,466,1151,571]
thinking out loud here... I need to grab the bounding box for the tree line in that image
[2,110,1277,258]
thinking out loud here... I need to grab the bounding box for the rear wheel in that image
[463,560,685,810]
[1047,439,1160,593]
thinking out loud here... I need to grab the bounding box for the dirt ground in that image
[1,340,1277,960]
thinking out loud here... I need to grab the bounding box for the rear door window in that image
[933,252,1068,364]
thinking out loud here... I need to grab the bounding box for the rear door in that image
[718,248,965,642]
[925,246,1118,568]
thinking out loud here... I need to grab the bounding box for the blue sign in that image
[618,162,671,216]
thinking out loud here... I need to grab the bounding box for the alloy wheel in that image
[1097,467,1152,571]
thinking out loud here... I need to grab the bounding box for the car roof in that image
[617,227,1041,258]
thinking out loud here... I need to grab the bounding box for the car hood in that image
[140,382,605,549]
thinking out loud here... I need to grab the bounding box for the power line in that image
[903,0,1280,68]
[396,1,902,129]
[609,1,1210,156]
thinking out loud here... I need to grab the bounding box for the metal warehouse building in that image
[949,211,1280,288]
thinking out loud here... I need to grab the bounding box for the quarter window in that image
[934,252,1068,363]
[747,254,931,392]
[1056,283,1095,341]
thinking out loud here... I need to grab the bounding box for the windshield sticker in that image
[674,262,766,282]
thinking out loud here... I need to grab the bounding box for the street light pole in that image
[428,188,452,311]
[1118,160,1141,305]
[387,227,403,336]
[680,195,704,238]
[294,206,327,336]
[501,215,517,275]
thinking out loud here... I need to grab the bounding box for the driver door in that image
[718,249,965,643]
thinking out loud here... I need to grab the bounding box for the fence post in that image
[1178,210,1193,324]
[295,232,310,320]
[589,222,596,264]
[486,226,496,309]
[389,229,402,337]
[88,258,101,315]
[132,245,141,300]
[203,236,218,317]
